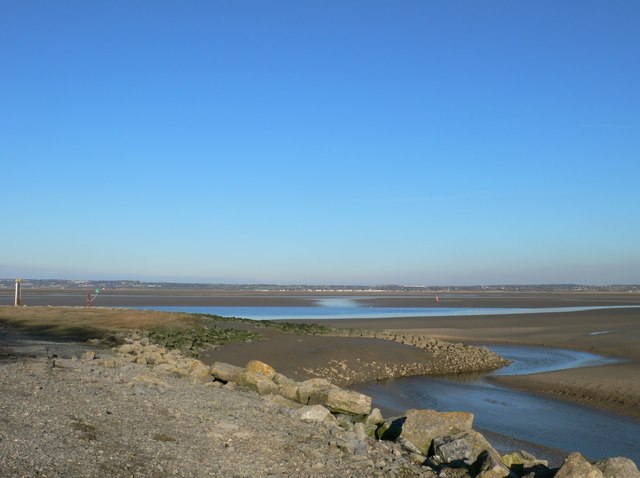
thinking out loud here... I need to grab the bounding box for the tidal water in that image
[355,346,640,465]
[127,302,640,320]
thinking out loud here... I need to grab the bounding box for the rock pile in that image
[300,330,511,385]
[336,329,510,374]
[115,340,640,478]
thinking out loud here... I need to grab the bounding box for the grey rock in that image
[376,416,406,441]
[501,450,551,478]
[501,450,548,469]
[595,456,640,478]
[239,370,278,395]
[210,361,244,383]
[188,363,213,383]
[296,377,372,415]
[277,381,300,401]
[400,409,474,455]
[364,407,385,437]
[555,452,605,478]
[475,450,513,478]
[290,404,337,424]
[297,378,333,405]
[366,407,385,425]
[437,467,473,477]
[325,386,372,415]
[263,393,301,408]
[272,372,295,385]
[334,413,356,431]
[432,430,497,467]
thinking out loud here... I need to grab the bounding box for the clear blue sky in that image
[2,1,639,285]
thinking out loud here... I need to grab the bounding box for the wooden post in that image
[14,279,22,306]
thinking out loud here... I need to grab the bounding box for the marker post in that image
[14,279,22,306]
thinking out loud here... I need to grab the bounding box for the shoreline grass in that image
[0,306,339,357]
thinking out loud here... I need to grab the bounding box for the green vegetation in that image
[191,313,336,335]
[148,323,262,357]
[0,307,344,358]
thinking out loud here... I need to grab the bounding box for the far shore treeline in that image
[0,279,638,293]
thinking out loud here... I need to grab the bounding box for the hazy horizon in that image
[2,277,638,289]
[2,2,639,285]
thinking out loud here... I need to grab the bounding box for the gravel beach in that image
[0,334,434,478]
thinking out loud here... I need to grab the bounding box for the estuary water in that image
[127,302,640,320]
[356,346,639,465]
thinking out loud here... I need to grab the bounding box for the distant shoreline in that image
[2,288,640,308]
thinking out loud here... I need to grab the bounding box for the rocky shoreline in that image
[118,338,639,477]
[200,324,511,388]
[310,329,510,386]
[3,332,637,478]
[2,318,639,478]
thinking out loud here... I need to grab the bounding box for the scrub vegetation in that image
[0,307,337,358]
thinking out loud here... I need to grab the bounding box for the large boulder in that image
[474,450,512,478]
[188,363,213,383]
[277,381,301,402]
[431,430,497,467]
[401,409,474,455]
[324,387,371,416]
[210,362,244,383]
[297,378,333,405]
[594,457,640,478]
[363,408,385,437]
[291,405,336,424]
[239,370,278,395]
[296,378,371,415]
[555,452,605,478]
[501,450,550,477]
[245,360,276,379]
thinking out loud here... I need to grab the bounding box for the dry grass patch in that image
[0,306,263,356]
[0,306,191,341]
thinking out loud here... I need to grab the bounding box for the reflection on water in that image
[312,298,361,308]
[355,346,639,465]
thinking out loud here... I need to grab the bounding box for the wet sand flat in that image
[322,305,640,420]
[3,289,640,308]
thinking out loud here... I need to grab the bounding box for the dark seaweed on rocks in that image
[192,313,336,335]
[148,324,262,357]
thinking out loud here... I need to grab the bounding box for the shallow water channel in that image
[127,303,640,320]
[355,346,640,466]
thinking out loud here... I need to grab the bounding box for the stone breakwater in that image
[111,339,638,478]
[305,329,510,386]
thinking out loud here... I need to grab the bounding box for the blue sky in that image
[1,1,639,285]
